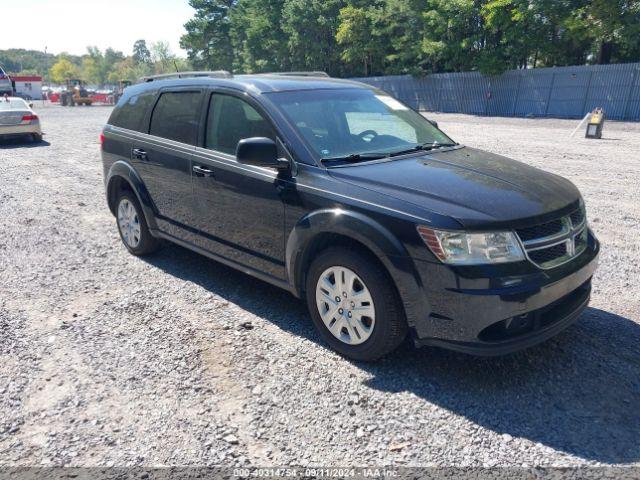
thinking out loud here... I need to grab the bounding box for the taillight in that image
[22,114,38,121]
[99,133,105,148]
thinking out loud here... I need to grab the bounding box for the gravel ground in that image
[0,104,639,469]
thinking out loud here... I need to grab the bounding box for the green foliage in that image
[230,0,290,73]
[77,47,126,84]
[181,0,235,70]
[0,49,71,80]
[4,1,640,84]
[2,39,191,87]
[336,4,387,76]
[49,57,79,84]
[281,0,347,76]
[180,0,640,77]
[133,40,152,65]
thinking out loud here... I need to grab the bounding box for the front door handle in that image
[132,148,147,161]
[193,165,215,177]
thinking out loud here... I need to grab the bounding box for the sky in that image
[2,0,195,57]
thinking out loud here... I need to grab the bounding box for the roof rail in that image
[139,71,232,83]
[261,71,330,78]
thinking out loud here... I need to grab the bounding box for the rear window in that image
[109,92,155,131]
[149,91,201,145]
[0,98,29,110]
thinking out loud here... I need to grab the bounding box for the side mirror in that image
[29,103,34,108]
[236,137,289,170]
[427,119,439,129]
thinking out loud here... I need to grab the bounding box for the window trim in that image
[198,88,278,156]
[200,89,283,157]
[109,90,158,133]
[147,87,204,146]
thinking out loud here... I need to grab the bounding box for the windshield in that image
[0,98,29,110]
[267,88,455,162]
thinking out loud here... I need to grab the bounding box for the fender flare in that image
[106,161,158,231]
[286,208,428,329]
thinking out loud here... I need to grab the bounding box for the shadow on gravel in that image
[366,308,640,464]
[0,138,51,149]
[145,244,639,464]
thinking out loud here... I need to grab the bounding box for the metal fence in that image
[351,63,640,121]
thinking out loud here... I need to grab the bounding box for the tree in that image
[3,1,639,86]
[0,49,58,77]
[336,4,386,76]
[78,46,125,85]
[150,41,176,73]
[230,0,290,73]
[49,57,78,83]
[180,0,235,70]
[378,0,428,74]
[282,0,346,76]
[133,39,152,65]
[479,0,523,74]
[81,56,102,84]
[573,0,640,64]
[107,57,151,83]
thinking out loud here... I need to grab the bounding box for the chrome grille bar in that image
[516,206,587,269]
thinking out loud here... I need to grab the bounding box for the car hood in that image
[327,146,581,228]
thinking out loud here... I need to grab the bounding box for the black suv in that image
[101,71,599,361]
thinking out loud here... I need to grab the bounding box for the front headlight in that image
[417,226,525,265]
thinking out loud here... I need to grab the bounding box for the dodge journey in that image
[101,71,599,361]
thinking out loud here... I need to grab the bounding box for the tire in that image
[32,133,42,143]
[305,247,407,361]
[115,191,161,256]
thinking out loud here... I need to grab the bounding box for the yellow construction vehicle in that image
[60,79,92,106]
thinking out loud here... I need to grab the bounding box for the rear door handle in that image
[132,148,147,161]
[193,165,215,177]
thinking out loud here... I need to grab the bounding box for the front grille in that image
[516,206,587,269]
[570,208,585,228]
[516,219,564,242]
[529,243,567,264]
[575,227,588,251]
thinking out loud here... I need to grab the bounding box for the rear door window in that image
[149,91,201,145]
[109,92,155,132]
[205,94,276,155]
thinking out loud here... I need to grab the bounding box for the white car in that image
[0,96,42,142]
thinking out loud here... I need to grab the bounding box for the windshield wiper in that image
[321,142,459,165]
[387,142,459,157]
[419,141,458,150]
[320,152,390,164]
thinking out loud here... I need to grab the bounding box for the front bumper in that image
[410,230,599,355]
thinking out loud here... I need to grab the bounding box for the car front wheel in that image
[306,247,407,361]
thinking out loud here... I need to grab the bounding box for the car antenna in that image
[173,60,181,78]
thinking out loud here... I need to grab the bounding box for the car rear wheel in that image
[115,192,160,255]
[306,247,407,361]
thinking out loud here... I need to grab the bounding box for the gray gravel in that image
[0,104,639,468]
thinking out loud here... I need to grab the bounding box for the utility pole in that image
[44,46,48,87]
